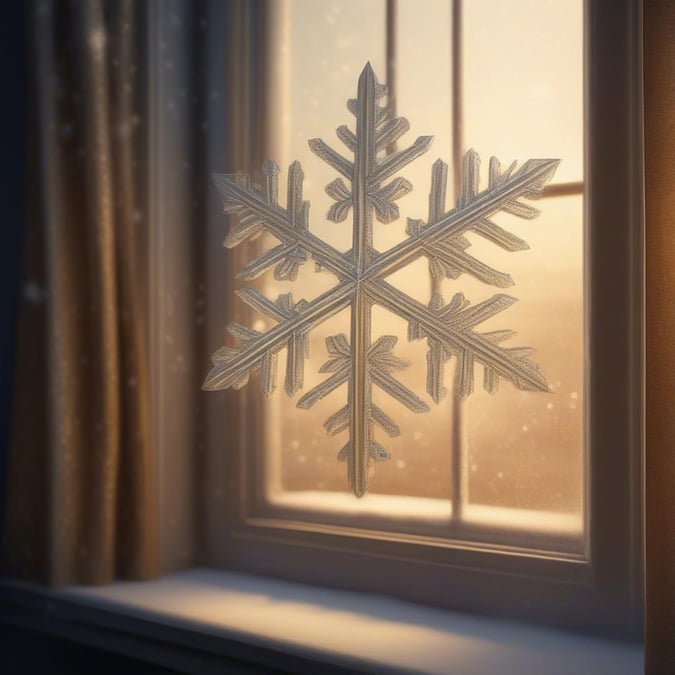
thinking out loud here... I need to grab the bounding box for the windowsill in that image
[0,567,643,675]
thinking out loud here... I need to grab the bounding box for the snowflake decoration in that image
[204,63,558,497]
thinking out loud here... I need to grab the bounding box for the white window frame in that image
[193,0,644,640]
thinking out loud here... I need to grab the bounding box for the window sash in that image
[253,0,587,536]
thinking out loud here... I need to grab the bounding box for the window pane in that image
[463,0,584,184]
[462,195,584,517]
[257,0,584,541]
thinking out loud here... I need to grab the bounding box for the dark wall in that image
[0,0,25,548]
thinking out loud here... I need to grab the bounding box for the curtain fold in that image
[2,0,156,586]
[645,1,675,671]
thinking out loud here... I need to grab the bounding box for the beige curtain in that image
[2,0,156,586]
[645,1,675,671]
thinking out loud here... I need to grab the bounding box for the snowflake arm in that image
[307,64,437,496]
[203,282,355,394]
[367,281,549,399]
[212,161,354,281]
[362,153,559,281]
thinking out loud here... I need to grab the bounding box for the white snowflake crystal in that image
[204,63,558,497]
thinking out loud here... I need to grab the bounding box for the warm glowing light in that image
[260,0,584,537]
